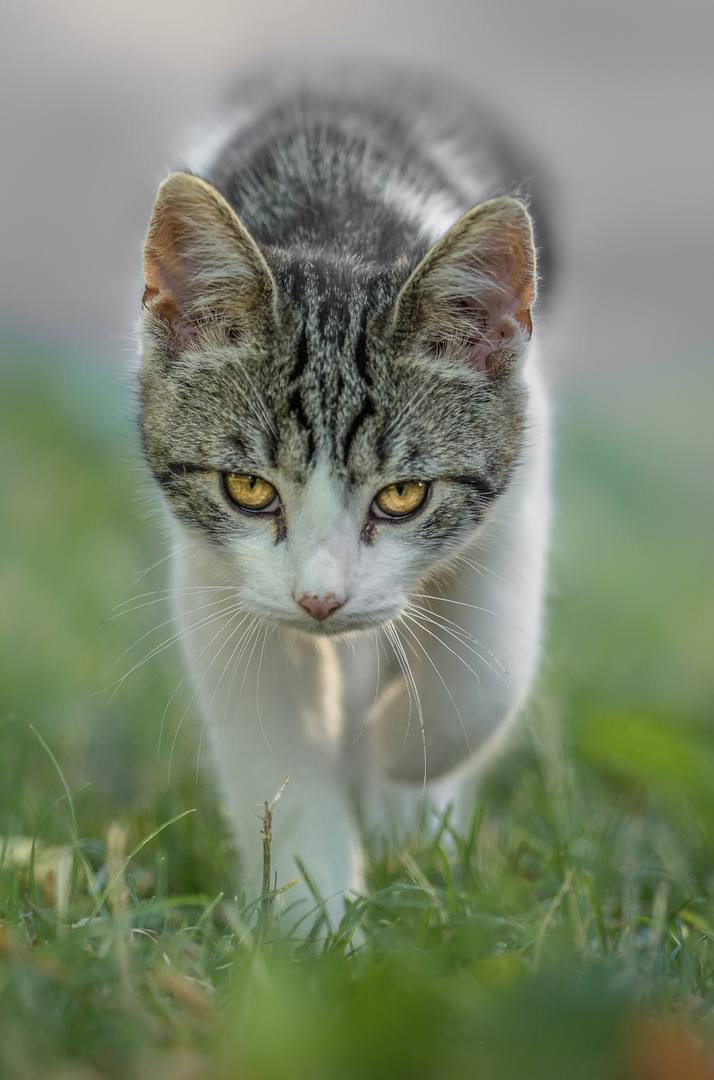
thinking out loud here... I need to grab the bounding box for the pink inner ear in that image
[144,238,194,306]
[471,340,497,373]
[143,230,205,340]
[460,222,535,375]
[396,202,536,380]
[142,277,201,342]
[468,308,531,375]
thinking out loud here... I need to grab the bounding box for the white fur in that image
[169,346,550,927]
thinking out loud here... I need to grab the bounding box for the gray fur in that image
[136,60,552,912]
[140,62,545,557]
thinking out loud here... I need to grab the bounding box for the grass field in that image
[1,335,713,1078]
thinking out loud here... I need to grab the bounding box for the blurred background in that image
[0,0,712,373]
[1,7,714,1073]
[1,0,713,809]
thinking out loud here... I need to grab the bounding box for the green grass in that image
[1,335,713,1078]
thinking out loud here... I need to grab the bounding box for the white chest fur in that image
[169,353,550,920]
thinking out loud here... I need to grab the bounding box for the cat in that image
[137,59,551,926]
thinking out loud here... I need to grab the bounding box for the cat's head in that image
[138,173,536,636]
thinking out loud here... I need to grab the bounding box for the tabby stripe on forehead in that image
[287,386,308,428]
[291,324,310,381]
[315,298,332,338]
[287,386,316,462]
[342,397,374,466]
[353,308,371,385]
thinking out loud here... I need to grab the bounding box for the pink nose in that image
[296,592,344,621]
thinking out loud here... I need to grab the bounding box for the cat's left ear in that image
[393,197,536,378]
[142,171,277,340]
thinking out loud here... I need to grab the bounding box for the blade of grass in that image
[85,809,196,924]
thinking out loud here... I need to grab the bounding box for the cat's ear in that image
[142,172,276,340]
[393,197,536,378]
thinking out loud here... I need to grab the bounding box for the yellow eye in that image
[224,473,279,512]
[373,480,428,519]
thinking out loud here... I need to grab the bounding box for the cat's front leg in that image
[177,599,364,927]
[212,732,365,930]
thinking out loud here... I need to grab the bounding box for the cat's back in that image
[183,60,549,266]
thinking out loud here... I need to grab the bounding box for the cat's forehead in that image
[141,246,523,494]
[279,257,366,337]
[272,251,400,353]
[258,254,507,486]
[267,255,401,479]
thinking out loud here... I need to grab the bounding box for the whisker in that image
[384,622,427,812]
[413,591,530,637]
[230,621,270,750]
[413,590,551,665]
[403,606,504,689]
[254,626,271,752]
[106,586,237,620]
[383,622,412,741]
[166,608,250,782]
[102,594,240,677]
[351,631,382,744]
[408,600,510,677]
[450,552,517,590]
[102,598,244,699]
[128,543,191,587]
[219,617,261,748]
[396,615,474,758]
[197,616,260,779]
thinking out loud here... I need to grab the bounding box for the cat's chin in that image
[274,608,399,639]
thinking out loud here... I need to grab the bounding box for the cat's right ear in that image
[392,197,536,379]
[142,172,276,341]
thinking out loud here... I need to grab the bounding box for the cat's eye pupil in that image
[224,472,279,513]
[372,479,428,520]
